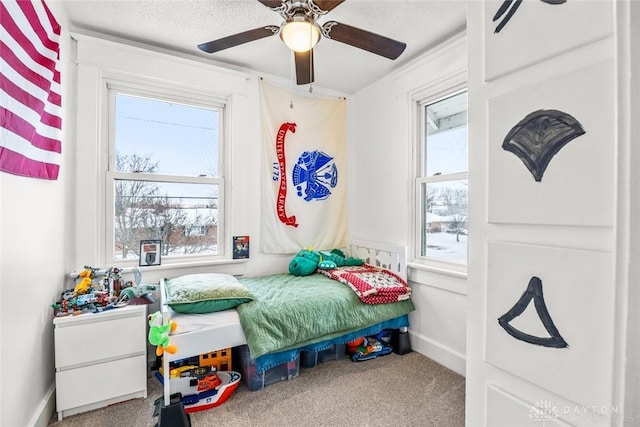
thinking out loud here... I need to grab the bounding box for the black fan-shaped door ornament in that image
[502,109,585,182]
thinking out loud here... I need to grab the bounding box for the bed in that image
[158,239,414,405]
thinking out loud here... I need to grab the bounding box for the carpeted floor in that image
[48,351,465,427]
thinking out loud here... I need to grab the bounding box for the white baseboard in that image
[410,331,466,377]
[28,383,55,427]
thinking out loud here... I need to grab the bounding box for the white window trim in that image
[408,70,468,276]
[101,74,231,268]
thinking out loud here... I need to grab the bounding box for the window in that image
[416,90,468,265]
[106,87,225,263]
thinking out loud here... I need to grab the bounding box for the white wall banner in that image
[260,80,347,254]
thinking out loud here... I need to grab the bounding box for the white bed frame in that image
[158,239,407,405]
[347,239,407,280]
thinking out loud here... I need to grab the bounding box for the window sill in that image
[141,258,249,273]
[70,258,249,278]
[407,262,468,296]
[408,261,467,279]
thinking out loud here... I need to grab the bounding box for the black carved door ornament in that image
[498,276,568,348]
[501,109,585,182]
[493,0,568,34]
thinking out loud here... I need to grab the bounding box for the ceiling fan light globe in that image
[280,20,320,52]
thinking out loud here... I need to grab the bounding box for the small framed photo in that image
[233,235,250,259]
[139,240,162,266]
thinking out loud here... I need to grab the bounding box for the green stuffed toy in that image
[148,311,178,356]
[288,247,364,276]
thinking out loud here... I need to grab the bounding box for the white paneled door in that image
[467,1,632,426]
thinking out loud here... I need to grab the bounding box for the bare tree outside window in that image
[114,153,218,260]
[114,154,159,259]
[448,214,468,242]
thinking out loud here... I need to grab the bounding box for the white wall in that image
[1,3,72,426]
[348,33,468,376]
[1,175,68,427]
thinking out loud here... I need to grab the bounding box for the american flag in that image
[1,0,62,180]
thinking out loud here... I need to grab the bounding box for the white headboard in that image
[347,239,407,280]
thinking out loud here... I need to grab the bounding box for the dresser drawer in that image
[55,307,146,368]
[56,354,146,411]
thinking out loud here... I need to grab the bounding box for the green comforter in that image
[237,273,414,359]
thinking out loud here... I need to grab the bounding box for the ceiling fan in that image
[197,0,407,86]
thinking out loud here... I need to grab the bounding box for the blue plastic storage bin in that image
[300,344,346,368]
[236,345,299,391]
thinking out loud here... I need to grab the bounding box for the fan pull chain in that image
[289,48,296,90]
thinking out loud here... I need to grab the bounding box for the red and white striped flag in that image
[1,0,62,180]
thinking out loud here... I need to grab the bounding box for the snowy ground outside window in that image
[425,231,467,263]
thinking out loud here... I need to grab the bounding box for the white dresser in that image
[54,304,148,421]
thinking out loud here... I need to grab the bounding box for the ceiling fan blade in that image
[311,1,346,13]
[321,21,406,60]
[257,0,284,7]
[295,49,314,85]
[198,26,278,53]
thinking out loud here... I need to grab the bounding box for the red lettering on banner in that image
[275,122,298,227]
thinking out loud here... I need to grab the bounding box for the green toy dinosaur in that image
[288,247,364,276]
[148,311,178,356]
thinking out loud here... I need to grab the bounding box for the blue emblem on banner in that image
[292,150,338,201]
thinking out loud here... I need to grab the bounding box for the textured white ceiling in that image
[59,0,466,94]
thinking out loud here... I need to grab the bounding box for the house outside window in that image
[416,89,468,266]
[185,225,207,237]
[106,87,225,263]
